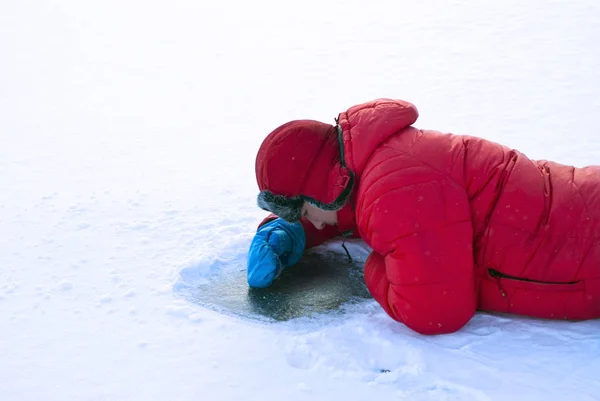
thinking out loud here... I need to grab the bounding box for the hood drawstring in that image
[341,240,352,263]
[341,230,354,263]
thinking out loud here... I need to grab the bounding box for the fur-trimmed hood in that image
[255,120,354,222]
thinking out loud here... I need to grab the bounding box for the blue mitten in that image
[247,218,306,288]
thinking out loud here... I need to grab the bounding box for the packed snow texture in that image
[2,0,600,400]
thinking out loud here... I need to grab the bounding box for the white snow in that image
[1,0,600,400]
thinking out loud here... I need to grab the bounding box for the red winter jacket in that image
[261,99,600,334]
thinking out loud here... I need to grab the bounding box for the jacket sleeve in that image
[258,214,345,249]
[359,175,476,335]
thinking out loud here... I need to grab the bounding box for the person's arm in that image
[247,218,305,288]
[248,214,346,288]
[257,214,345,249]
[359,175,476,335]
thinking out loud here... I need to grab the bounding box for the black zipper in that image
[488,268,578,285]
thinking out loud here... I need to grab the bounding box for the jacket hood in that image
[336,98,419,177]
[255,120,354,222]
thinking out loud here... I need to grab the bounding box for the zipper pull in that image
[489,269,507,297]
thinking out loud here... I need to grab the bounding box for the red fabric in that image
[257,98,600,334]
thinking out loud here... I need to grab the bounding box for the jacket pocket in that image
[488,268,584,292]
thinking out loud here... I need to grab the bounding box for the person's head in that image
[255,119,354,230]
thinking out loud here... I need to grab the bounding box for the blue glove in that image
[247,218,306,288]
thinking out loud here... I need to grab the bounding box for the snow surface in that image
[2,0,600,400]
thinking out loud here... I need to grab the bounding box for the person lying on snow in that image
[247,98,600,335]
